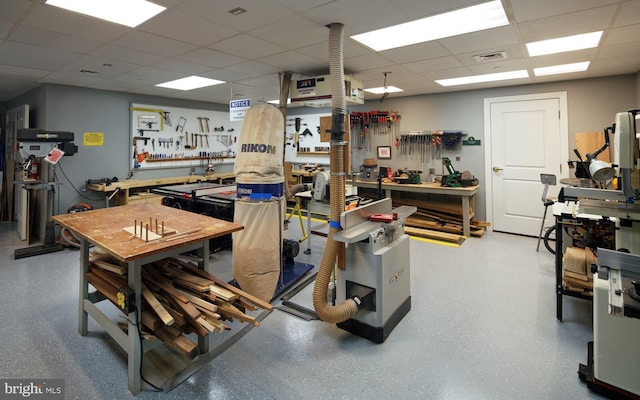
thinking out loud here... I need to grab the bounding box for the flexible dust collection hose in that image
[312,22,359,323]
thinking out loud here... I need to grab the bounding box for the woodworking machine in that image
[565,109,640,399]
[332,198,416,343]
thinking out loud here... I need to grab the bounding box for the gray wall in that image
[289,74,637,220]
[3,75,638,220]
[7,84,230,214]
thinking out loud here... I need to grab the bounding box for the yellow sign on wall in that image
[84,132,104,146]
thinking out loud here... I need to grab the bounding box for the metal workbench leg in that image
[127,260,142,395]
[555,218,563,321]
[197,240,210,354]
[78,239,90,335]
[305,201,312,254]
[461,197,471,237]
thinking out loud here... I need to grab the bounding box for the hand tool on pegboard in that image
[176,117,186,133]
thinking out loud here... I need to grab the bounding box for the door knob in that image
[492,166,503,172]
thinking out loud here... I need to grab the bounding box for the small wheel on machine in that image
[544,225,557,255]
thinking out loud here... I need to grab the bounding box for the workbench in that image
[353,180,479,237]
[86,173,235,207]
[52,203,243,394]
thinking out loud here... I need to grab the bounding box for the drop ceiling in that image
[0,0,639,105]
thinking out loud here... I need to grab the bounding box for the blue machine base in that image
[274,261,314,299]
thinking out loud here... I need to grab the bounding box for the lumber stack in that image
[562,247,595,295]
[86,251,272,359]
[359,194,490,239]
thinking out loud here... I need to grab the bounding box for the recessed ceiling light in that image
[436,70,529,87]
[351,0,509,52]
[526,31,603,57]
[364,86,404,94]
[156,76,226,91]
[534,62,590,76]
[267,99,291,105]
[45,0,166,28]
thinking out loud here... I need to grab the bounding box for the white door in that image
[6,104,30,240]
[484,93,568,236]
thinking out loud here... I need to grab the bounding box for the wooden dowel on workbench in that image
[155,219,158,234]
[134,219,137,235]
[146,224,149,242]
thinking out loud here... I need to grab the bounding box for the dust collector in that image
[232,103,285,302]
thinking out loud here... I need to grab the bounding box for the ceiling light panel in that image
[45,0,166,28]
[526,31,603,57]
[364,86,404,94]
[156,76,225,90]
[351,0,509,52]
[436,70,529,86]
[534,62,590,76]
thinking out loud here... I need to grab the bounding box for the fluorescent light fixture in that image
[351,0,509,51]
[156,76,225,91]
[46,0,165,28]
[436,70,529,86]
[534,62,590,76]
[364,86,404,94]
[526,31,603,57]
[267,99,291,105]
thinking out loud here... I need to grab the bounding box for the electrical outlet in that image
[429,168,435,174]
[455,155,461,162]
[117,286,136,313]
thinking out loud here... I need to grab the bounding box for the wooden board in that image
[53,203,243,263]
[575,131,610,162]
[405,226,465,244]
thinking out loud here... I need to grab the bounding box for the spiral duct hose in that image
[312,22,359,323]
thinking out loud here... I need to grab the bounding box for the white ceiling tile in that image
[37,70,107,86]
[613,1,640,28]
[454,44,526,67]
[604,24,640,46]
[111,31,197,58]
[468,58,528,75]
[225,61,280,77]
[59,55,139,77]
[439,26,520,55]
[90,45,165,66]
[0,0,33,23]
[379,41,450,64]
[151,59,212,75]
[10,25,102,54]
[301,0,408,37]
[200,69,250,82]
[0,41,81,71]
[179,48,247,69]
[258,51,324,74]
[249,16,327,50]
[517,6,619,42]
[403,57,464,74]
[22,4,129,43]
[344,53,395,73]
[0,64,50,79]
[388,0,486,19]
[209,34,288,59]
[510,0,620,23]
[0,21,13,39]
[177,0,294,31]
[138,9,238,47]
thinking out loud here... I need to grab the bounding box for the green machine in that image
[441,157,478,187]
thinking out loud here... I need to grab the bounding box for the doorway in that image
[484,92,568,236]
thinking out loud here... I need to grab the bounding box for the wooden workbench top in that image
[355,179,479,193]
[86,174,235,192]
[53,203,243,263]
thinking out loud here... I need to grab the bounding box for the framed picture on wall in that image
[377,146,391,159]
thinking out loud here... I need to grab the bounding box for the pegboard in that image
[129,103,242,170]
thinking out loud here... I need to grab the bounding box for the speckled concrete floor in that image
[0,219,606,400]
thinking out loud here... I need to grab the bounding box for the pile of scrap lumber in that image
[358,196,489,243]
[86,250,272,359]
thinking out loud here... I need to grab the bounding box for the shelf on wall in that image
[145,156,236,163]
[297,152,329,156]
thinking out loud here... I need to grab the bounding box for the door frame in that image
[483,92,568,233]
